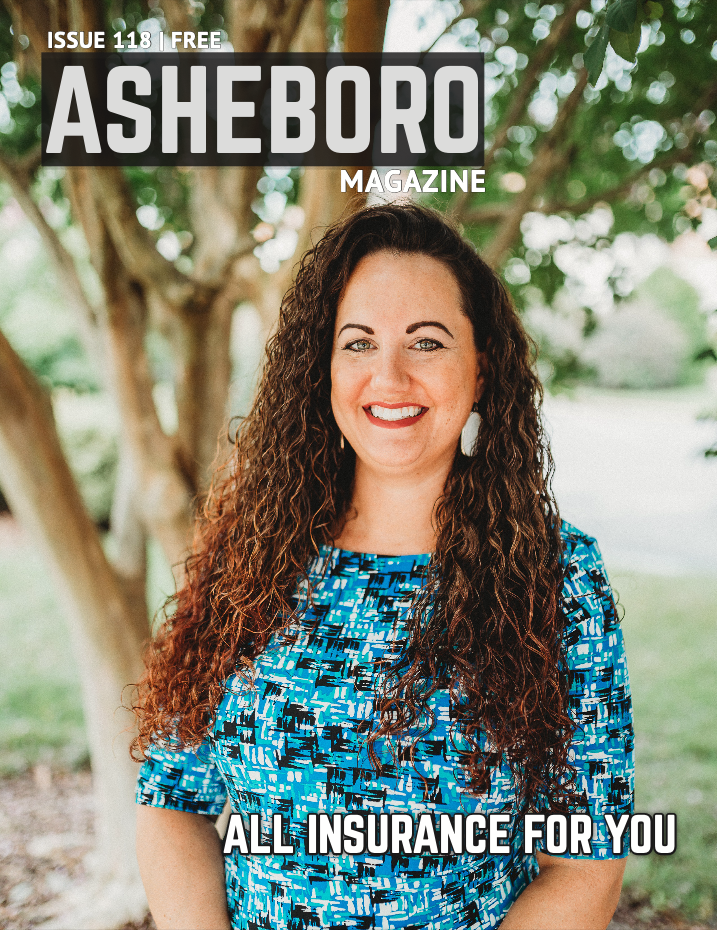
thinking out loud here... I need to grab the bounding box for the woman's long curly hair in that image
[132,202,579,811]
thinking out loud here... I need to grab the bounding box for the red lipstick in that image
[363,404,428,429]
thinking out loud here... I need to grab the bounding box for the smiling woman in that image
[132,203,633,930]
[330,250,484,555]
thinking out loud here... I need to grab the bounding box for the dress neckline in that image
[316,543,432,563]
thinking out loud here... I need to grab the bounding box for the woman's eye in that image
[413,338,443,351]
[344,338,373,352]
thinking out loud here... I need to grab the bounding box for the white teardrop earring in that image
[340,433,345,451]
[460,405,481,457]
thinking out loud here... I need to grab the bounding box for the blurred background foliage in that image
[0,0,714,517]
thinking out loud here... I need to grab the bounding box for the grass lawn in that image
[0,528,87,774]
[611,570,717,923]
[0,527,714,920]
[0,526,174,775]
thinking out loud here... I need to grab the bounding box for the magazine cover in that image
[0,1,715,928]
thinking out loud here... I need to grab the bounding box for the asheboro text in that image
[41,52,484,168]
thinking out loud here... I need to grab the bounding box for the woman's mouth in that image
[363,404,428,428]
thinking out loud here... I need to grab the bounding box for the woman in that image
[133,203,634,929]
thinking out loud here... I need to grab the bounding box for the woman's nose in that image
[370,344,411,392]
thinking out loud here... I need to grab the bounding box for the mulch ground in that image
[0,767,96,930]
[0,768,712,930]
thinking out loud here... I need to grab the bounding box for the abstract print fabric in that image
[136,523,634,929]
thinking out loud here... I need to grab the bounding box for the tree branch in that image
[226,0,312,55]
[464,80,717,235]
[459,203,512,224]
[345,0,391,55]
[225,0,272,54]
[481,69,589,267]
[485,0,590,171]
[109,442,150,646]
[0,147,102,361]
[0,325,145,682]
[541,79,717,214]
[216,165,265,269]
[98,231,195,569]
[1,0,60,78]
[424,0,490,55]
[67,0,104,34]
[269,0,314,53]
[190,167,259,283]
[62,165,109,285]
[543,150,691,215]
[89,166,213,311]
[454,0,590,218]
[161,0,196,35]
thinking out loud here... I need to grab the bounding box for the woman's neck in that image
[332,462,449,555]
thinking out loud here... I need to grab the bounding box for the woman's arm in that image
[136,805,232,930]
[500,852,626,930]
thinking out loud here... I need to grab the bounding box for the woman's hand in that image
[136,805,232,930]
[500,852,626,930]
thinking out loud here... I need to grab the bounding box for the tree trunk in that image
[345,0,390,54]
[173,299,236,493]
[0,330,149,927]
[110,443,150,639]
[98,236,195,570]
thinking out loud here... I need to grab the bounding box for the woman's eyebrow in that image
[406,320,454,338]
[338,323,375,335]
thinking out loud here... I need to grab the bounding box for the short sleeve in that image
[135,737,228,816]
[542,526,635,858]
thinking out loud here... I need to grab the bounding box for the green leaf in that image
[585,23,610,85]
[644,1,663,18]
[610,24,640,62]
[709,235,717,251]
[605,0,638,32]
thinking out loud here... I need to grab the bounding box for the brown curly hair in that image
[132,202,579,811]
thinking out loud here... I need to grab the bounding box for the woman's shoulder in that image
[559,519,602,569]
[558,520,620,637]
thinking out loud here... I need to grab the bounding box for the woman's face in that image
[331,250,485,480]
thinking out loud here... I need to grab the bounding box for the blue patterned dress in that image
[136,522,634,929]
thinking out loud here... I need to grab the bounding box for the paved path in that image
[543,389,717,576]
